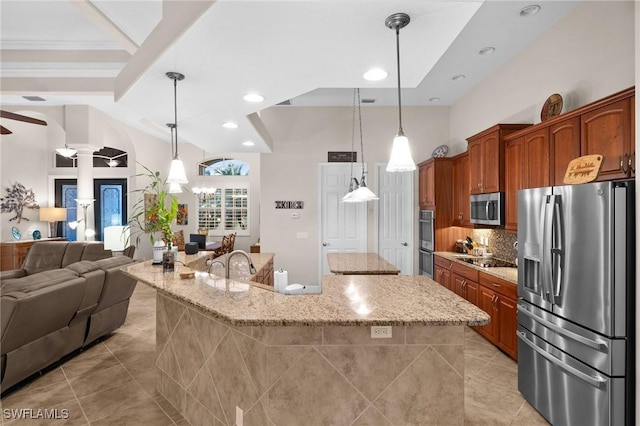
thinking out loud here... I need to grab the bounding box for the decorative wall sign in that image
[541,93,563,121]
[275,201,304,209]
[563,154,603,184]
[177,204,188,225]
[0,182,39,223]
[328,152,357,163]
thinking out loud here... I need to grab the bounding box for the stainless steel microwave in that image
[470,192,504,226]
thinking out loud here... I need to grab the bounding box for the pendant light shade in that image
[168,181,183,194]
[166,72,189,184]
[56,144,77,158]
[385,13,416,172]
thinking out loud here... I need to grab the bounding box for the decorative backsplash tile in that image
[471,229,518,262]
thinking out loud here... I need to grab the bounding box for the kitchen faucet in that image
[206,250,257,279]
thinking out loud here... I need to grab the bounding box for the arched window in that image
[198,158,250,176]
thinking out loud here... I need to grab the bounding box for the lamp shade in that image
[103,225,130,251]
[39,207,67,222]
[351,185,379,202]
[386,133,416,172]
[167,156,188,184]
[168,181,183,193]
[55,146,77,158]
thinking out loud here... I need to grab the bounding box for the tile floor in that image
[1,284,549,425]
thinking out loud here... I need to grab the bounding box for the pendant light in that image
[166,123,182,193]
[342,88,378,202]
[385,13,416,172]
[166,71,189,184]
[56,144,77,158]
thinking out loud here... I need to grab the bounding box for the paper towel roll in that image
[274,269,288,293]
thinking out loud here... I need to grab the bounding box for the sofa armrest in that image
[0,269,27,280]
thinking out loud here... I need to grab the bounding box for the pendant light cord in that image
[348,89,356,190]
[173,77,179,157]
[357,88,365,172]
[395,26,403,134]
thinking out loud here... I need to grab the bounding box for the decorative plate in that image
[432,144,449,158]
[11,226,21,240]
[32,229,42,240]
[541,93,563,121]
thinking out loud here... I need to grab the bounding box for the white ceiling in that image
[0,0,580,154]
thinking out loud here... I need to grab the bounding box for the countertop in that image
[327,252,400,275]
[123,257,489,327]
[434,251,518,284]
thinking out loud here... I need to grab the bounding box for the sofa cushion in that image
[65,260,101,276]
[1,269,79,294]
[81,243,112,261]
[22,242,68,275]
[61,242,87,267]
[94,256,133,270]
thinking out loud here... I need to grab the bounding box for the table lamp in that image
[39,207,67,238]
[103,225,130,253]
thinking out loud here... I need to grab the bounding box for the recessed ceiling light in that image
[478,47,496,56]
[243,93,264,103]
[428,97,440,102]
[222,121,238,129]
[519,5,541,17]
[363,68,388,81]
[452,74,466,81]
[242,141,255,147]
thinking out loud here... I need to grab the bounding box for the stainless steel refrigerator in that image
[517,179,635,426]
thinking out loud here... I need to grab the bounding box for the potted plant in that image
[128,164,179,267]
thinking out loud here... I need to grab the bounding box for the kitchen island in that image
[327,252,401,275]
[124,255,489,426]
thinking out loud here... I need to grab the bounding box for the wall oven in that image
[470,192,504,226]
[418,210,434,278]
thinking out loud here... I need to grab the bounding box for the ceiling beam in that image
[0,50,130,63]
[67,0,139,55]
[0,77,114,94]
[114,0,215,102]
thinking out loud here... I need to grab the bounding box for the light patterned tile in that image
[244,399,271,426]
[157,369,185,415]
[68,363,134,397]
[432,344,464,377]
[2,397,86,426]
[480,361,518,393]
[317,345,426,401]
[406,325,464,345]
[267,326,322,345]
[170,313,207,387]
[188,308,229,358]
[351,405,392,426]
[267,348,368,425]
[232,330,268,396]
[60,351,120,380]
[1,379,76,412]
[464,376,525,425]
[156,341,181,384]
[322,326,404,345]
[183,392,215,426]
[267,346,310,387]
[512,401,551,425]
[186,366,226,423]
[90,398,172,426]
[375,347,464,425]
[77,378,152,423]
[207,331,259,424]
[157,294,186,337]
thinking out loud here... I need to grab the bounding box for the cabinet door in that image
[630,95,635,177]
[424,161,435,207]
[475,285,498,341]
[468,139,483,195]
[496,295,518,360]
[453,273,466,298]
[505,137,524,232]
[481,132,501,193]
[434,265,446,287]
[465,280,478,306]
[453,154,470,226]
[550,117,581,186]
[581,98,631,181]
[418,161,434,209]
[524,128,550,189]
[442,268,451,291]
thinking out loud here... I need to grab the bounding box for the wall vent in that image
[276,99,291,106]
[22,96,46,102]
[362,98,376,104]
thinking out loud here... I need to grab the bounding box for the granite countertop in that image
[433,252,518,284]
[123,259,489,327]
[327,252,401,275]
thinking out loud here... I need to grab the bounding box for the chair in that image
[212,232,236,257]
[172,230,185,251]
[122,245,136,258]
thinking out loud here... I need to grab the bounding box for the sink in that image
[453,254,476,259]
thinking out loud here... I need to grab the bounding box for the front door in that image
[319,163,367,283]
[376,164,414,274]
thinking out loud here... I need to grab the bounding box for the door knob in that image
[401,242,408,246]
[322,243,328,247]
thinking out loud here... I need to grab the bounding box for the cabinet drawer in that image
[451,262,479,282]
[479,272,517,299]
[434,255,453,270]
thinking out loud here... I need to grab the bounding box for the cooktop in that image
[458,257,517,268]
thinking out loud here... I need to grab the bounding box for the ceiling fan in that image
[0,110,48,135]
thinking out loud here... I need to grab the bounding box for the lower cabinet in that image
[433,255,518,360]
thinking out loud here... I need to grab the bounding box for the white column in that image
[74,145,98,241]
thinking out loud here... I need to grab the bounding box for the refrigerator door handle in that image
[541,195,555,303]
[517,331,607,388]
[518,305,608,350]
[551,195,564,301]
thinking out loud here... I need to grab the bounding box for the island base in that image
[155,293,467,425]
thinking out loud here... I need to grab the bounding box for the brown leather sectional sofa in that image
[0,241,137,392]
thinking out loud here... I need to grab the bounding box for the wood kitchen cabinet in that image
[467,124,531,195]
[434,255,453,291]
[418,160,435,209]
[452,152,470,226]
[504,127,550,232]
[452,262,479,307]
[550,117,581,185]
[476,272,518,360]
[581,97,632,181]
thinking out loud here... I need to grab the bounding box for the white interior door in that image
[319,163,367,283]
[377,164,414,274]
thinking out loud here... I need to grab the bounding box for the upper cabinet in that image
[467,124,531,195]
[581,97,632,180]
[418,160,435,209]
[549,117,581,186]
[452,152,470,227]
[418,158,453,212]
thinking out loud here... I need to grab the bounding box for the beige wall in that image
[449,1,635,154]
[259,106,450,285]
